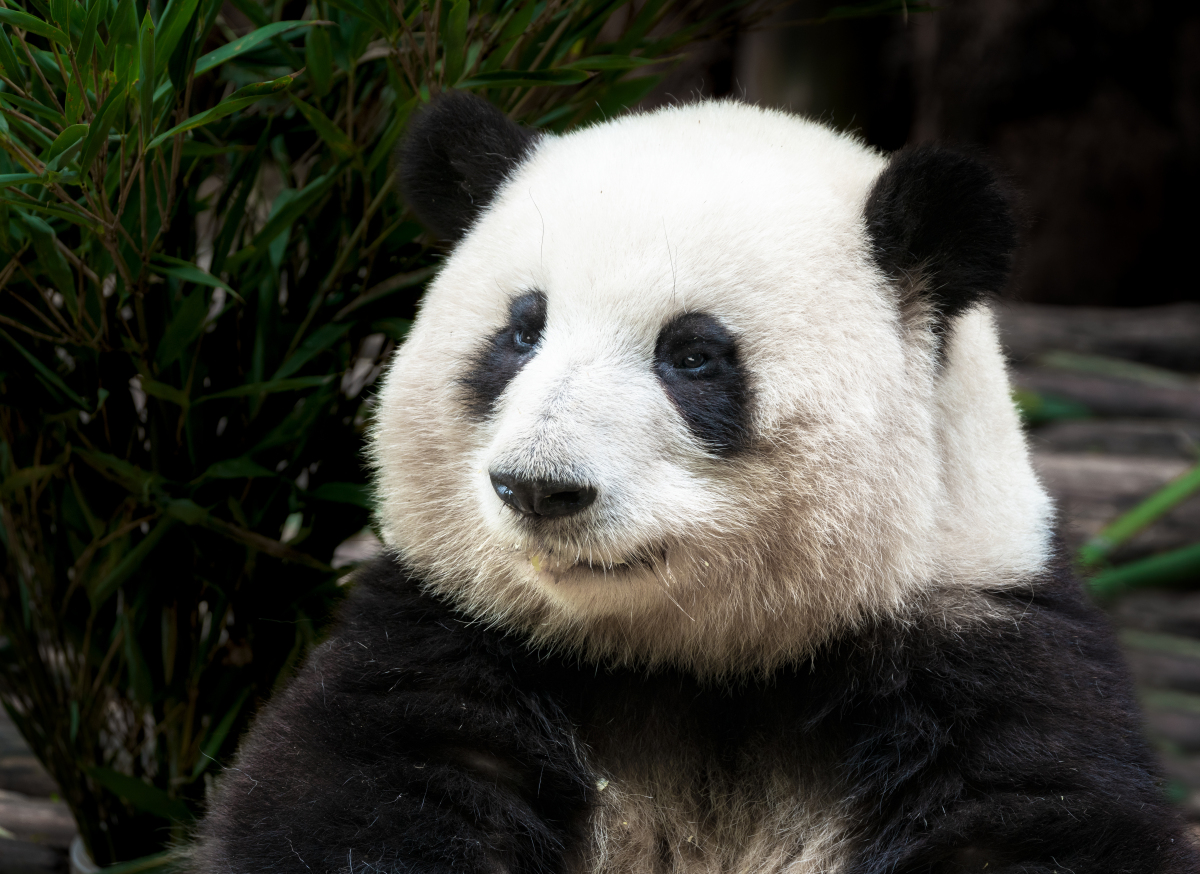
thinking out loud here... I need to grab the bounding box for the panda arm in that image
[195,555,592,874]
[832,574,1197,874]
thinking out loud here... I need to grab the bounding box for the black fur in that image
[460,290,547,418]
[198,555,1197,873]
[399,92,541,242]
[654,312,750,454]
[865,145,1017,340]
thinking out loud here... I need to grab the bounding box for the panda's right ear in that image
[864,144,1017,342]
[397,92,541,242]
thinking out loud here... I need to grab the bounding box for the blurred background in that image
[2,0,1199,869]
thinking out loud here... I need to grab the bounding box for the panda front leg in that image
[194,559,593,874]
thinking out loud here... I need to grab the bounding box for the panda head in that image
[371,93,1052,677]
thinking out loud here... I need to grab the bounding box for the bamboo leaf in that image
[0,173,40,188]
[146,75,296,150]
[0,8,68,46]
[0,463,62,497]
[50,0,71,31]
[458,69,590,88]
[151,255,243,301]
[304,23,332,96]
[90,766,193,822]
[443,0,469,85]
[77,0,104,68]
[79,85,126,174]
[366,94,417,171]
[138,11,155,142]
[194,20,318,75]
[287,94,355,159]
[153,0,201,80]
[44,123,88,166]
[225,167,339,267]
[1080,463,1200,567]
[157,287,209,369]
[88,516,175,606]
[0,328,87,408]
[195,375,333,402]
[273,323,350,381]
[321,0,387,32]
[1088,542,1200,600]
[562,54,661,71]
[20,213,76,316]
[0,21,23,78]
[109,0,139,47]
[191,687,251,779]
[309,481,372,509]
[195,456,276,480]
[139,376,189,408]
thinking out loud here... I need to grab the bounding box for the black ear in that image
[398,92,541,242]
[865,144,1017,337]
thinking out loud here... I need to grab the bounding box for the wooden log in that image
[1030,419,1200,459]
[0,789,76,847]
[997,302,1200,372]
[1014,368,1200,419]
[1032,452,1200,560]
[0,838,63,874]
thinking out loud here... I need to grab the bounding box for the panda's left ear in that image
[864,144,1017,333]
[398,91,542,242]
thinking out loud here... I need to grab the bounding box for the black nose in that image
[490,472,597,518]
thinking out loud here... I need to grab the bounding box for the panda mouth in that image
[526,547,662,577]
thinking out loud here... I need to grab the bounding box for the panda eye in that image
[677,351,708,370]
[513,327,540,351]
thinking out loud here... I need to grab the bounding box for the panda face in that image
[371,97,1052,676]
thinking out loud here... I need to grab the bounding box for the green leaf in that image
[0,464,62,498]
[366,94,417,172]
[458,69,590,88]
[370,317,412,341]
[273,322,350,381]
[0,8,69,46]
[51,0,71,30]
[191,687,251,779]
[321,0,388,32]
[44,123,88,166]
[562,54,661,71]
[0,173,40,188]
[287,94,355,159]
[20,213,76,316]
[138,11,155,142]
[225,167,339,267]
[196,375,333,402]
[88,516,175,606]
[89,767,192,822]
[0,21,23,78]
[109,0,139,46]
[139,376,189,408]
[0,328,87,408]
[304,24,333,97]
[77,0,104,67]
[1079,463,1200,567]
[79,85,126,174]
[151,254,242,301]
[194,20,317,76]
[146,74,296,150]
[153,0,201,80]
[195,456,276,480]
[309,481,372,509]
[442,0,469,85]
[157,286,209,368]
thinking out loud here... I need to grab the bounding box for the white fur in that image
[370,101,1053,677]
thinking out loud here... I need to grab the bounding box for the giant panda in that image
[196,93,1198,873]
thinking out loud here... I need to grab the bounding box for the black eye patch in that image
[654,312,749,454]
[460,291,547,418]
